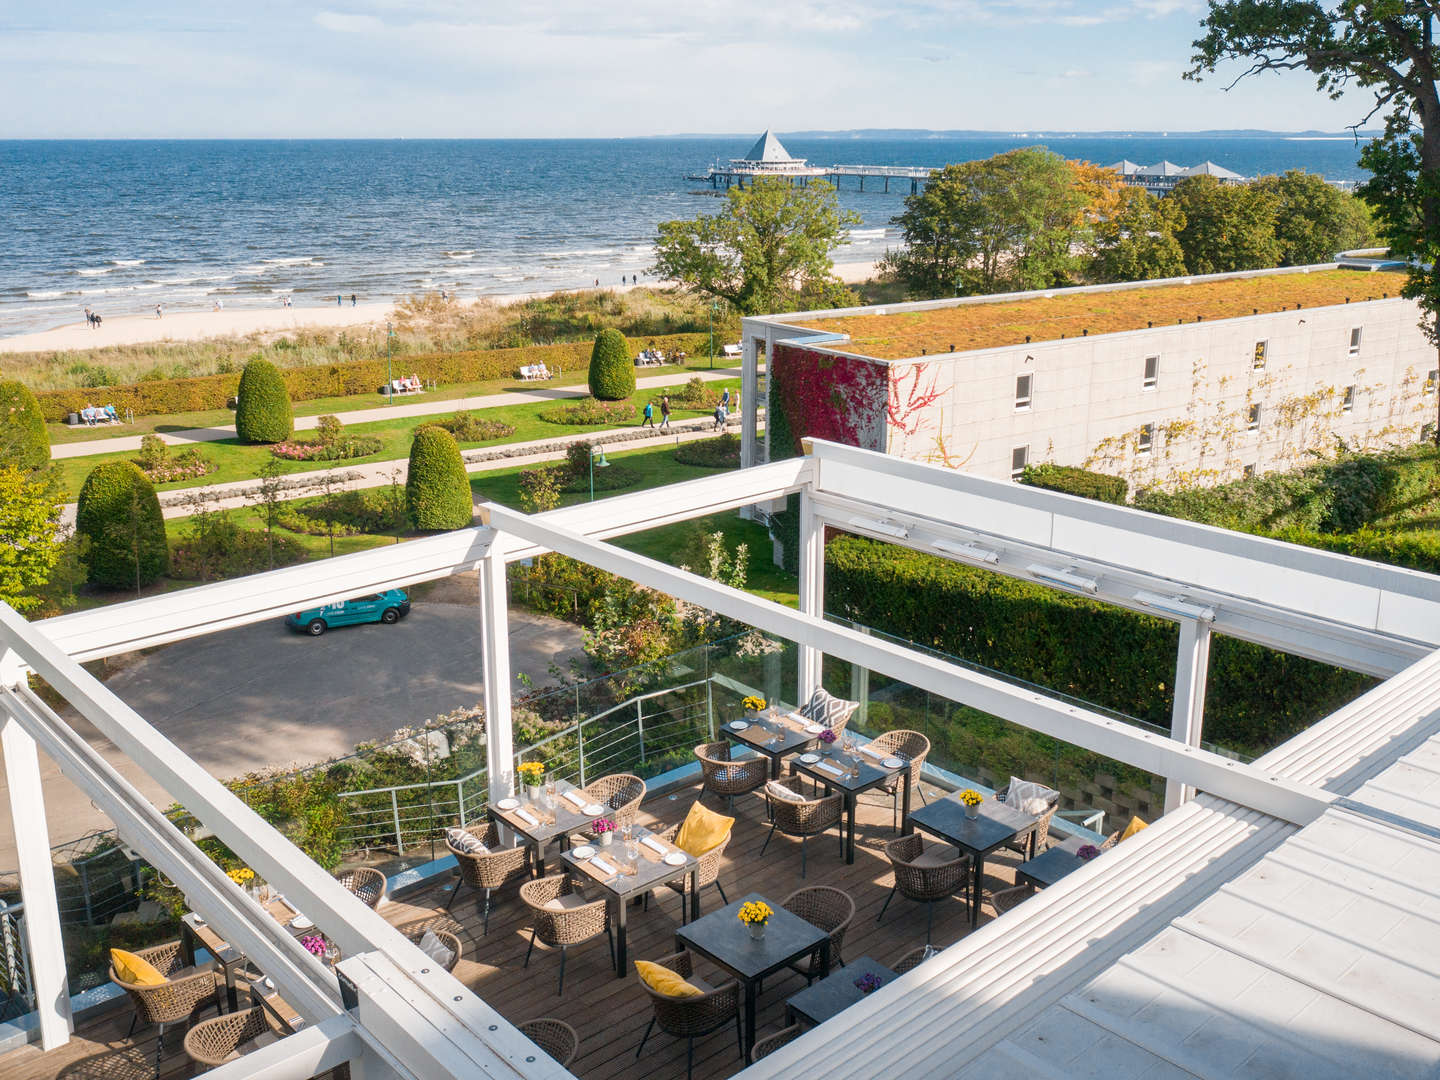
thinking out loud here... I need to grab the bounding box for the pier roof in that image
[782,267,1393,360]
[738,129,799,164]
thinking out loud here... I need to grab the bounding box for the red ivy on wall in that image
[771,344,888,453]
[887,361,944,436]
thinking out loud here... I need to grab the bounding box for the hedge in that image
[1267,526,1440,575]
[75,461,169,588]
[0,380,49,471]
[824,535,1375,756]
[589,328,636,401]
[1020,463,1126,504]
[234,359,293,443]
[32,333,709,423]
[406,426,473,531]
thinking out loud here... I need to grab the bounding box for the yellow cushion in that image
[673,801,733,857]
[635,960,704,998]
[111,948,167,986]
[1121,815,1149,841]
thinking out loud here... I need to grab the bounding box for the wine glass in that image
[544,771,557,801]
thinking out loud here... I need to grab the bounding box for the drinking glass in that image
[544,772,557,800]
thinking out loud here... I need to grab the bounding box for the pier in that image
[693,130,934,193]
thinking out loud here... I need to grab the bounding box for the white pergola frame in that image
[2,439,1437,1078]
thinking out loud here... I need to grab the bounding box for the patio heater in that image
[589,445,610,501]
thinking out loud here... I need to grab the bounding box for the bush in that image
[0,380,49,471]
[275,488,403,536]
[559,442,639,492]
[406,426,473,531]
[431,413,517,443]
[659,376,713,409]
[234,359,293,443]
[1020,464,1127,504]
[675,433,740,468]
[517,467,564,514]
[588,328,635,401]
[537,398,635,425]
[270,434,383,462]
[75,461,169,588]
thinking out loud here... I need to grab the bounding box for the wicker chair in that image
[781,886,854,983]
[397,916,464,973]
[581,773,646,827]
[695,742,768,813]
[446,821,532,934]
[183,1005,283,1069]
[634,950,743,1080]
[750,1023,803,1063]
[866,729,931,831]
[109,941,221,1075]
[760,776,843,878]
[518,1017,579,1068]
[877,833,970,943]
[797,688,859,735]
[647,818,731,915]
[996,780,1060,859]
[519,874,613,996]
[333,866,386,909]
[892,945,932,975]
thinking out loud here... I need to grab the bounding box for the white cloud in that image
[314,12,384,33]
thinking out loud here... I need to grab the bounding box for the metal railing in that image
[0,830,146,928]
[0,901,33,1022]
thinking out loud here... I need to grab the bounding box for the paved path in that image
[52,367,741,459]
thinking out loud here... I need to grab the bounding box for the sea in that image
[0,135,1376,338]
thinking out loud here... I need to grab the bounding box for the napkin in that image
[514,808,539,826]
[860,744,886,760]
[642,836,667,855]
[591,856,617,876]
[563,790,588,808]
[817,761,845,776]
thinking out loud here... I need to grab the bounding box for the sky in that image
[0,1,1375,138]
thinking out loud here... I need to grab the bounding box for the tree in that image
[1169,174,1280,274]
[882,147,1090,298]
[1089,185,1189,282]
[1255,169,1377,264]
[75,461,168,592]
[0,465,66,614]
[1188,1,1440,442]
[652,178,861,314]
[234,358,293,443]
[405,425,472,531]
[0,380,50,473]
[247,457,303,570]
[588,328,635,401]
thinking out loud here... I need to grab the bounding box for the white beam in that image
[480,504,1338,827]
[198,1016,371,1080]
[741,335,759,468]
[797,487,824,701]
[1165,619,1212,814]
[0,653,71,1050]
[480,551,515,801]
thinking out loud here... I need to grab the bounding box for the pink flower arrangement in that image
[853,972,883,994]
[300,934,327,957]
[592,818,616,834]
[817,728,837,744]
[1076,844,1101,861]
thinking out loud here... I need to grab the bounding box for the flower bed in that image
[139,448,216,483]
[431,413,517,443]
[538,398,636,425]
[674,433,740,468]
[270,434,383,461]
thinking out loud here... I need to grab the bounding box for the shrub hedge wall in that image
[0,380,50,470]
[1020,463,1126,504]
[824,535,1375,755]
[32,334,708,422]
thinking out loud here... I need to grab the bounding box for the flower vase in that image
[965,804,979,820]
[599,832,613,846]
[748,921,767,941]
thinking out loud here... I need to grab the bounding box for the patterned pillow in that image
[803,688,855,727]
[446,827,488,855]
[1006,777,1057,816]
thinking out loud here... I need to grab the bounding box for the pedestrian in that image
[659,395,670,431]
[713,403,726,431]
[594,278,599,288]
[350,293,357,306]
[642,399,655,429]
[337,294,342,307]
[155,303,163,319]
[720,387,731,411]
[83,306,92,328]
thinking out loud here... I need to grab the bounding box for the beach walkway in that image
[52,366,741,459]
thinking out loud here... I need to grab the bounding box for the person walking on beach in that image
[84,306,93,328]
[155,304,163,319]
[642,400,655,429]
[337,294,343,307]
[350,293,357,306]
[659,395,671,431]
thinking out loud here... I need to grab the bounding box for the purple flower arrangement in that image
[853,972,883,995]
[300,934,327,957]
[817,728,837,745]
[1076,844,1101,861]
[593,818,616,834]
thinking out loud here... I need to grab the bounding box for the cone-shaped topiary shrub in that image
[75,461,168,588]
[406,425,473,531]
[234,359,293,443]
[0,380,50,472]
[588,328,635,401]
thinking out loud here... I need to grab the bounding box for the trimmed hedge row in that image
[33,333,710,422]
[1020,463,1126,504]
[1267,526,1440,575]
[824,535,1375,755]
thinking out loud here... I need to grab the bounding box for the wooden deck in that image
[3,778,1027,1080]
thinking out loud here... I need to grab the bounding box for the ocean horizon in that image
[0,135,1374,338]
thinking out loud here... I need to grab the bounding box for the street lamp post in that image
[385,321,395,402]
[709,301,717,370]
[589,445,610,502]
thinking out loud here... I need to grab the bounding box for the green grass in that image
[614,514,797,607]
[52,379,741,500]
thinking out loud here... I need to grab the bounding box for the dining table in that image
[906,794,1039,926]
[1015,833,1092,890]
[721,709,820,779]
[787,743,911,863]
[486,779,611,874]
[181,894,316,1013]
[785,956,897,1028]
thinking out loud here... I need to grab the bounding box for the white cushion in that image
[446,827,488,855]
[1006,777,1057,817]
[765,780,805,803]
[417,929,455,969]
[543,892,589,912]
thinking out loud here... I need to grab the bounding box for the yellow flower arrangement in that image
[741,695,766,713]
[959,789,983,807]
[226,867,255,885]
[517,761,545,787]
[737,900,772,927]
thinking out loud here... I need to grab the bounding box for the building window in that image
[1424,422,1438,443]
[1253,341,1268,370]
[1243,464,1256,478]
[1247,403,1262,431]
[1342,385,1355,413]
[1427,369,1439,395]
[1349,327,1363,356]
[1143,355,1159,390]
[1138,423,1154,455]
[1010,445,1029,479]
[1015,373,1032,411]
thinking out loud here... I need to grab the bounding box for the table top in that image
[562,825,696,898]
[185,894,307,960]
[487,779,606,845]
[676,892,828,981]
[1016,834,1089,889]
[722,710,817,759]
[786,956,897,1027]
[789,746,905,795]
[908,794,1038,857]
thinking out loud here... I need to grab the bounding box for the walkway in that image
[52,367,741,459]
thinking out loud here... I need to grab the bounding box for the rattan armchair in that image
[750,1023,803,1063]
[518,1017,579,1068]
[877,833,970,943]
[797,688,859,735]
[581,773,646,827]
[892,945,933,975]
[648,818,731,914]
[996,780,1060,859]
[760,776,843,878]
[782,885,854,983]
[397,915,464,973]
[867,729,930,831]
[520,874,613,996]
[694,742,768,813]
[634,949,743,1080]
[334,866,387,909]
[183,1005,283,1068]
[446,821,532,934]
[109,940,221,1075]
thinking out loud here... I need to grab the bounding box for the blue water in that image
[0,136,1374,337]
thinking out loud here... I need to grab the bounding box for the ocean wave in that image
[74,267,114,277]
[109,259,145,267]
[442,250,476,259]
[261,256,319,266]
[849,228,888,240]
[26,289,79,299]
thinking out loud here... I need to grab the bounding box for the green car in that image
[286,590,411,636]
